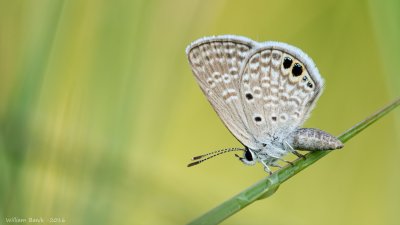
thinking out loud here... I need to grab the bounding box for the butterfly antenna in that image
[187,148,245,167]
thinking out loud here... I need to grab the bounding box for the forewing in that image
[239,42,324,144]
[186,35,259,149]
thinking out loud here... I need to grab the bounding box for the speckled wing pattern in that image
[186,35,324,149]
[186,35,260,149]
[239,43,324,144]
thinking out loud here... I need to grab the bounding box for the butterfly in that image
[185,35,343,173]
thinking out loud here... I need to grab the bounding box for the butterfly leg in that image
[260,161,273,175]
[269,157,292,167]
[285,141,306,159]
[277,158,294,166]
[293,151,306,159]
[270,161,282,168]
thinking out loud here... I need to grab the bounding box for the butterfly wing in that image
[238,42,324,144]
[186,35,260,149]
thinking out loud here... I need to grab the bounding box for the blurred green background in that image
[0,0,399,224]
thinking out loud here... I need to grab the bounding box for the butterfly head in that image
[236,147,257,166]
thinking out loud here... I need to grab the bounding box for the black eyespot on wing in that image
[292,63,303,76]
[272,116,277,121]
[307,82,313,88]
[302,76,308,81]
[283,57,293,69]
[254,116,262,122]
[245,149,253,161]
[245,93,253,100]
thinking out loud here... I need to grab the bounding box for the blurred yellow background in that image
[0,0,399,224]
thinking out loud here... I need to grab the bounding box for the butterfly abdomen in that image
[289,128,344,151]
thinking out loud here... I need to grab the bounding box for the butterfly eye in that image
[244,149,253,161]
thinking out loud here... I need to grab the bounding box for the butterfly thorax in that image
[251,135,291,161]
